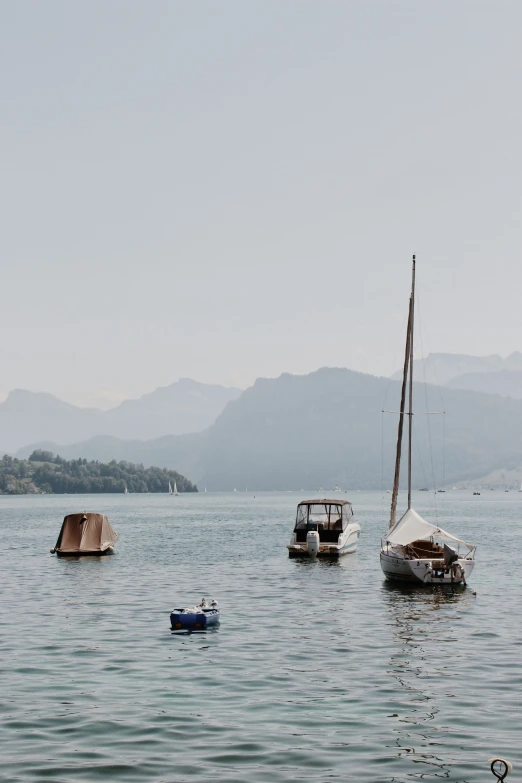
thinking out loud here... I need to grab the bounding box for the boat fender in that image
[451,562,464,584]
[50,548,55,554]
[306,530,320,557]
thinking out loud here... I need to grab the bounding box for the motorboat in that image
[170,599,220,630]
[288,499,361,557]
[50,513,118,557]
[379,256,476,586]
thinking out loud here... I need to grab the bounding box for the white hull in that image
[380,548,475,585]
[288,523,361,558]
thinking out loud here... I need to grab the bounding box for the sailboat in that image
[168,481,173,495]
[123,482,128,495]
[173,481,179,496]
[380,256,476,585]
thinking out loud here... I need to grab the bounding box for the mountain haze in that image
[445,370,522,398]
[19,368,522,491]
[0,379,241,453]
[393,352,522,398]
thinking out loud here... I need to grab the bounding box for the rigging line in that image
[381,410,385,526]
[416,289,438,517]
[382,410,444,415]
[413,424,429,495]
[442,412,446,492]
[381,302,412,415]
[415,286,447,490]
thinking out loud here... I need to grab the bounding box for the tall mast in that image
[407,255,416,509]
[389,273,413,529]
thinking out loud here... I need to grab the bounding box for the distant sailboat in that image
[123,483,128,495]
[174,481,179,496]
[168,481,173,495]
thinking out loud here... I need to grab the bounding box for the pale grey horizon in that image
[2,1,521,408]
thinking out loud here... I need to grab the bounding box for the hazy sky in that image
[2,1,521,407]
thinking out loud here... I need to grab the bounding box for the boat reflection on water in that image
[290,553,357,570]
[382,582,475,780]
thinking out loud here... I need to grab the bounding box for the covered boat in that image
[51,513,118,557]
[288,499,361,557]
[170,599,220,630]
[381,508,475,585]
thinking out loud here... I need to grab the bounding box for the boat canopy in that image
[54,513,118,553]
[295,499,353,531]
[386,508,473,549]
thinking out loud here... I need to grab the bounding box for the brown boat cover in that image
[54,513,118,553]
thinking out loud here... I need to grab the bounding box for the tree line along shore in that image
[0,451,197,495]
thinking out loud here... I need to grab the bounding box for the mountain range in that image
[0,379,241,454]
[393,352,522,398]
[16,367,522,491]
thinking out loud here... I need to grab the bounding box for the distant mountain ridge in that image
[18,367,522,491]
[392,352,522,398]
[0,379,241,453]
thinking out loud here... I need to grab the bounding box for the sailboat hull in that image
[380,549,475,585]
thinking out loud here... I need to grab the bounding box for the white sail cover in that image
[386,508,472,548]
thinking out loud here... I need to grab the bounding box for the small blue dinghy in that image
[170,599,220,630]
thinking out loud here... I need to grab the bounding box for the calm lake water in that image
[1,491,521,783]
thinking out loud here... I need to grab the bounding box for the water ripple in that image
[0,492,520,781]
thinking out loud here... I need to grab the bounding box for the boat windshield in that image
[295,503,351,532]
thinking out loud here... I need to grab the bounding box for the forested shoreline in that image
[0,450,197,494]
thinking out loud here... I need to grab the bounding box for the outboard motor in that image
[443,543,458,567]
[306,530,320,557]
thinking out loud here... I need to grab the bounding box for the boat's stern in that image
[409,557,475,585]
[288,522,361,557]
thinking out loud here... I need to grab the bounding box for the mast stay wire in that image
[413,424,430,496]
[381,411,385,526]
[415,288,440,520]
[415,286,447,503]
[380,303,411,525]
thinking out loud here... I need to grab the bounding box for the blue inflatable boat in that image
[170,599,220,630]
